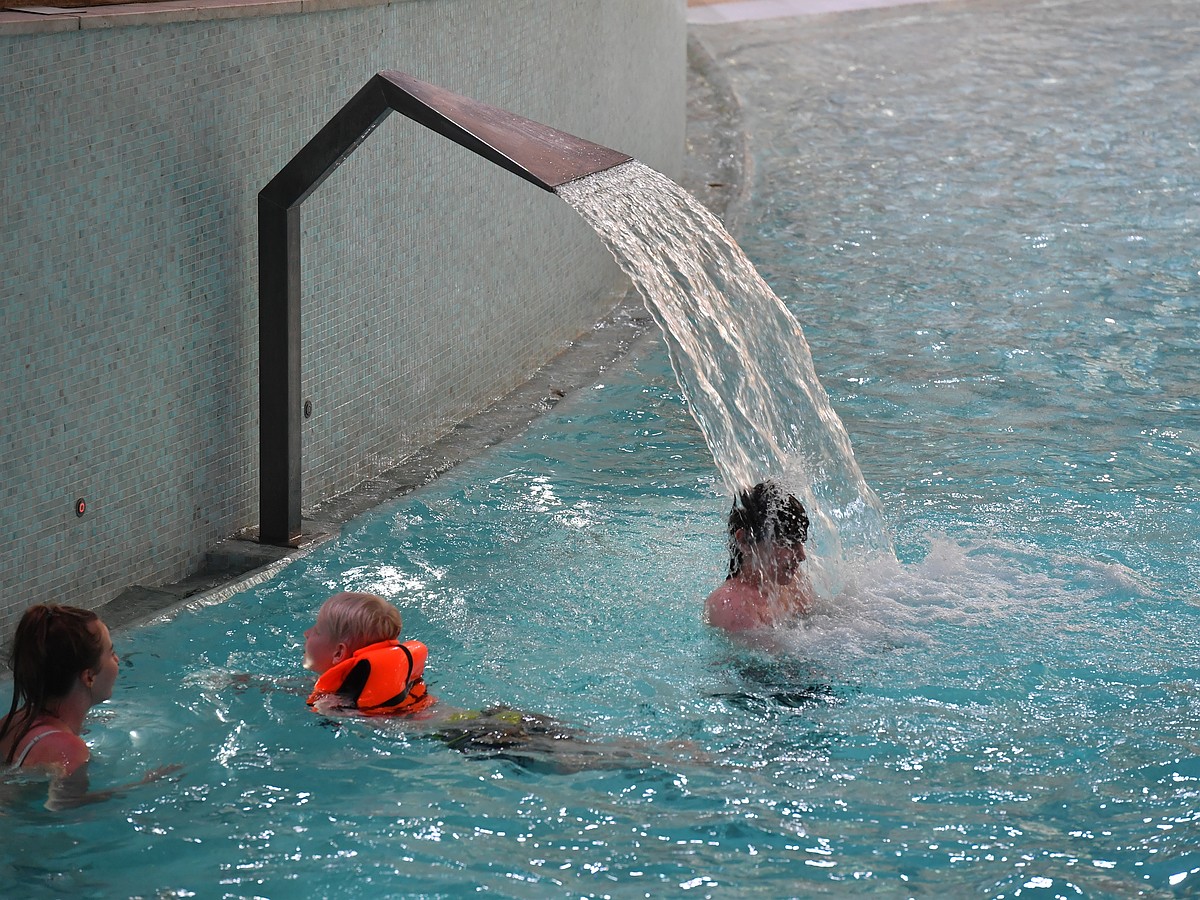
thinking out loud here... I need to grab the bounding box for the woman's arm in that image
[45,760,181,811]
[19,730,179,811]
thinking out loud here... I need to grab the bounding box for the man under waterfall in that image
[704,481,814,631]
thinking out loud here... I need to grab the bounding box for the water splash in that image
[557,160,892,573]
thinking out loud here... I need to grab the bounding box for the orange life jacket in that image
[308,639,433,715]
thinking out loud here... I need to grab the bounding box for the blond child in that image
[303,592,435,715]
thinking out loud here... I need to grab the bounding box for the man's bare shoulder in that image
[704,581,765,632]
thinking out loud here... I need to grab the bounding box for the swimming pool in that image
[6,0,1199,895]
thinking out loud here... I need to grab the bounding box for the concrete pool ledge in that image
[0,0,961,42]
[0,0,385,34]
[94,34,749,634]
[687,0,955,24]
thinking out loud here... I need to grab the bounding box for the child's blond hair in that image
[317,592,402,651]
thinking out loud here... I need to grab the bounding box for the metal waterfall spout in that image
[257,71,633,546]
[374,71,634,191]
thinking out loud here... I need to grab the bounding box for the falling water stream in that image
[558,160,892,586]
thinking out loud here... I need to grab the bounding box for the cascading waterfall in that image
[558,160,892,585]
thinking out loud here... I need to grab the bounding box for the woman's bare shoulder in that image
[22,729,90,775]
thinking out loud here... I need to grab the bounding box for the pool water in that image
[6,0,1200,896]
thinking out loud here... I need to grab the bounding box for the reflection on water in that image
[710,654,841,713]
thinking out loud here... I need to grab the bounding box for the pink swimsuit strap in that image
[12,725,61,768]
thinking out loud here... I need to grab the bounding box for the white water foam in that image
[749,534,1151,667]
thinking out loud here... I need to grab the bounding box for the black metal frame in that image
[258,71,632,545]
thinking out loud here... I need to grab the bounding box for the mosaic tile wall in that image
[0,0,686,642]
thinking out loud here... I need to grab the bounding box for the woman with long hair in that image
[1,604,172,807]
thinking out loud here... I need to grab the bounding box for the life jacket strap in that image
[362,640,421,710]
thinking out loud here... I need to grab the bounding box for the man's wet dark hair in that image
[727,481,810,577]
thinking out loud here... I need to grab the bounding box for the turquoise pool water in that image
[6,0,1199,896]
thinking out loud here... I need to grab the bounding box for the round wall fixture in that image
[304,399,313,419]
[75,498,87,517]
